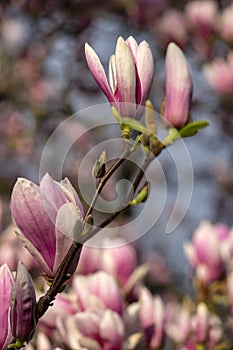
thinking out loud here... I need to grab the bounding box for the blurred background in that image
[0,0,233,287]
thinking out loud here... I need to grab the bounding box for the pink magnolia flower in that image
[139,287,165,348]
[11,173,84,278]
[184,221,229,284]
[163,42,192,128]
[10,262,36,343]
[166,303,192,344]
[73,271,123,314]
[58,309,125,350]
[185,0,218,38]
[203,52,233,95]
[77,238,137,285]
[85,36,154,118]
[188,303,222,349]
[0,264,14,350]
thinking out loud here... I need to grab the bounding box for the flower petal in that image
[15,230,53,277]
[126,36,138,62]
[136,40,154,104]
[0,264,14,349]
[59,177,84,217]
[109,55,117,95]
[40,173,67,224]
[85,43,114,102]
[115,37,136,117]
[53,203,83,274]
[11,178,56,271]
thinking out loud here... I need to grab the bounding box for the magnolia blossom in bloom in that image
[163,42,192,128]
[184,221,229,284]
[11,173,84,278]
[204,52,233,95]
[0,264,14,350]
[10,261,36,343]
[85,36,154,118]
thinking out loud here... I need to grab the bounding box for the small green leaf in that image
[122,118,152,136]
[8,339,24,349]
[179,120,209,138]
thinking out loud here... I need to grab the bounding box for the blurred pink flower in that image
[73,271,123,314]
[204,52,233,95]
[85,36,154,118]
[184,221,229,284]
[185,0,218,38]
[157,10,188,49]
[139,287,165,348]
[166,303,192,344]
[163,42,192,128]
[77,238,137,285]
[57,309,125,350]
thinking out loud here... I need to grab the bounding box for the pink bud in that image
[10,261,36,343]
[164,42,192,128]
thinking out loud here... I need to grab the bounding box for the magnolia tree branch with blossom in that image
[5,33,232,350]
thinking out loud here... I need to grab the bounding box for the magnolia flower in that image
[204,53,233,95]
[163,42,192,128]
[139,287,165,348]
[184,221,229,284]
[0,264,14,350]
[73,271,123,314]
[10,262,36,343]
[11,173,84,278]
[77,238,137,285]
[85,36,154,118]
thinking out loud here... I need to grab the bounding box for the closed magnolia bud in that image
[10,261,36,343]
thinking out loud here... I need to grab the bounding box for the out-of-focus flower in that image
[166,303,192,344]
[184,221,229,284]
[73,271,123,314]
[57,309,125,350]
[77,238,137,285]
[185,0,218,38]
[11,173,84,278]
[10,262,36,343]
[139,287,165,348]
[0,264,14,350]
[203,52,233,95]
[162,42,192,128]
[85,36,154,118]
[156,10,188,49]
[0,225,37,272]
[190,303,222,348]
[218,4,233,44]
